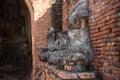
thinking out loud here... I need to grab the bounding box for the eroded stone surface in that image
[66,0,88,29]
[39,0,93,73]
[68,27,93,64]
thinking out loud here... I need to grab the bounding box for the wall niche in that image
[0,0,32,71]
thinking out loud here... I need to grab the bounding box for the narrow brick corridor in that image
[0,0,120,80]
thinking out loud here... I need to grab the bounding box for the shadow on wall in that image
[51,0,62,36]
[34,0,62,52]
[33,7,52,71]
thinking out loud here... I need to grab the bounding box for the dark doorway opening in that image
[0,0,32,80]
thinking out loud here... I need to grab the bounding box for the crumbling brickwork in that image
[37,61,98,80]
[32,0,53,64]
[31,0,63,79]
[32,1,56,79]
[32,0,62,64]
[88,0,120,80]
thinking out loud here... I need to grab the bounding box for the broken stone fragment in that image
[64,50,86,66]
[72,65,87,72]
[40,47,49,53]
[47,50,66,69]
[39,52,51,62]
[66,0,88,29]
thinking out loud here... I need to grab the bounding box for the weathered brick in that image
[88,0,120,80]
[64,65,73,71]
[77,72,96,79]
[57,70,78,79]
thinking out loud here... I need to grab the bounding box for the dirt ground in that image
[0,68,32,80]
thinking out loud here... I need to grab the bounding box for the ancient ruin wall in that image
[31,0,120,79]
[88,0,120,80]
[32,0,62,79]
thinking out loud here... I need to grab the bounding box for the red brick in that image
[112,27,120,32]
[77,72,96,79]
[88,1,120,80]
[57,70,78,79]
[64,65,73,71]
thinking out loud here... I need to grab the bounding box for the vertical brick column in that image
[32,0,55,79]
[31,0,63,79]
[88,0,120,79]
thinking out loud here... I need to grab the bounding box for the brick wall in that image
[32,0,62,79]
[32,0,56,79]
[32,0,55,65]
[88,0,120,80]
